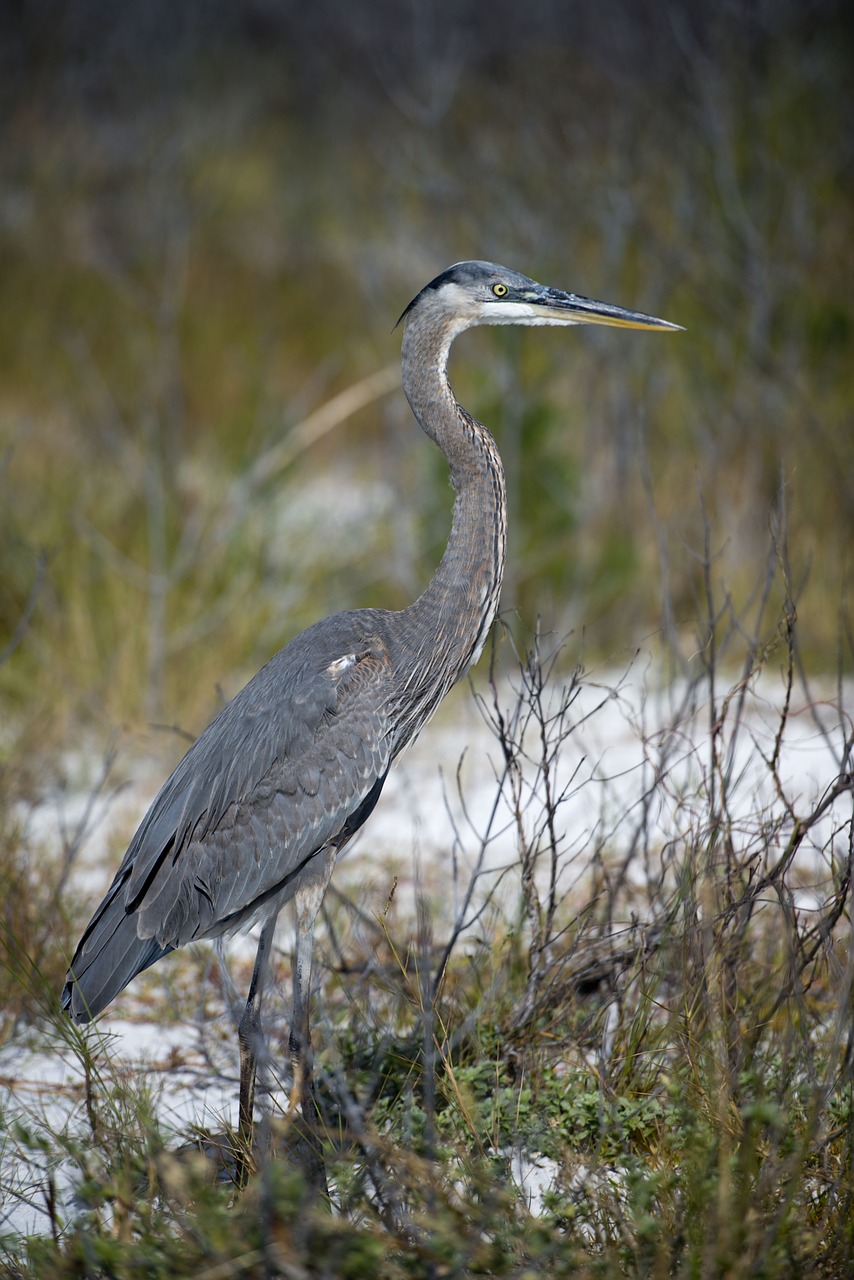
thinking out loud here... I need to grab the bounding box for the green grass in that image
[1,567,852,1276]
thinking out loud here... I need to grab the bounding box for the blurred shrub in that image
[0,2,852,729]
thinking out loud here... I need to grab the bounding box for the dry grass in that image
[1,544,852,1275]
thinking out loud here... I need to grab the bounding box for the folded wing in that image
[63,616,393,1022]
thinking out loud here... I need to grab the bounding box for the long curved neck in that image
[397,309,507,704]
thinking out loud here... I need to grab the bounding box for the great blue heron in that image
[62,261,678,1182]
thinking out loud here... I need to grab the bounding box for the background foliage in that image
[1,0,852,734]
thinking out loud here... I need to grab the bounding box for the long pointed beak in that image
[527,287,682,331]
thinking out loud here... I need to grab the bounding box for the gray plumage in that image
[64,620,394,1014]
[61,261,677,1177]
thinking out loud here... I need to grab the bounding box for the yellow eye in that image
[492,282,508,297]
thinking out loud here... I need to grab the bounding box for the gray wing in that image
[63,613,394,1021]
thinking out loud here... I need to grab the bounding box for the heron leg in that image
[289,847,336,1192]
[236,914,277,1180]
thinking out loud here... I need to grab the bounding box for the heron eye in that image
[492,283,508,297]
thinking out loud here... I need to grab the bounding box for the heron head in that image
[399,260,681,335]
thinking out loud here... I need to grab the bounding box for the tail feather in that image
[62,878,172,1023]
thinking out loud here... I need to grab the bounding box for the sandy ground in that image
[2,654,850,1240]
